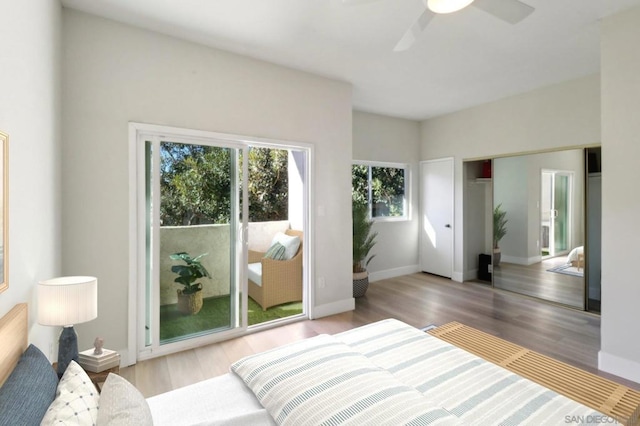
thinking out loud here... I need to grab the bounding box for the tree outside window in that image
[159,143,289,226]
[352,162,407,220]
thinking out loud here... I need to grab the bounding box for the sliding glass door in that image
[541,170,572,257]
[493,152,584,310]
[552,173,570,254]
[133,124,310,361]
[138,133,249,359]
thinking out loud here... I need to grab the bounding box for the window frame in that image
[352,160,410,222]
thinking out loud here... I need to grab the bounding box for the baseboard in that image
[598,350,640,384]
[451,271,464,283]
[501,255,542,266]
[310,297,355,320]
[463,268,478,281]
[529,255,543,265]
[369,265,420,282]
[117,348,133,367]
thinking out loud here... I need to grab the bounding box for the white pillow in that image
[270,232,300,260]
[97,373,152,426]
[41,360,100,425]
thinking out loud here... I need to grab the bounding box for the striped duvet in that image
[232,319,605,425]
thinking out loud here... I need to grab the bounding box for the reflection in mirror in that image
[492,149,585,309]
[585,147,601,312]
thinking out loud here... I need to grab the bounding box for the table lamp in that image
[38,276,98,377]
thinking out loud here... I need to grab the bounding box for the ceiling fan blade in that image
[471,0,534,24]
[394,8,434,52]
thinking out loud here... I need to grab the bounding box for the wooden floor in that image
[493,255,585,309]
[120,272,638,398]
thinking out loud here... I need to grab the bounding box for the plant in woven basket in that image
[493,204,508,266]
[353,202,378,273]
[170,252,211,314]
[352,202,377,297]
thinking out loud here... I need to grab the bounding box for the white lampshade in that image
[427,0,475,14]
[38,276,98,326]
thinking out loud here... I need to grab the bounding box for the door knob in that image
[445,224,451,228]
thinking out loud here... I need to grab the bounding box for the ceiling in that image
[60,0,640,121]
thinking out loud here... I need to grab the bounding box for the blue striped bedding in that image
[232,319,604,425]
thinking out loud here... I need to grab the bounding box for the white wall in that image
[352,111,421,280]
[421,74,600,282]
[0,0,61,359]
[288,151,305,231]
[62,10,353,357]
[599,6,640,383]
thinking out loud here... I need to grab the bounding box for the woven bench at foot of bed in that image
[428,322,640,426]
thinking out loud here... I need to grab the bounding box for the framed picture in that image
[0,132,7,293]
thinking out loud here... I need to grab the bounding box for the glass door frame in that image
[134,128,249,360]
[129,122,312,363]
[541,169,574,258]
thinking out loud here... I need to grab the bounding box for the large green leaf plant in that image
[352,202,378,273]
[170,252,211,294]
[493,204,508,249]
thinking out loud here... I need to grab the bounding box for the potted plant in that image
[170,252,211,315]
[352,202,377,297]
[493,204,508,267]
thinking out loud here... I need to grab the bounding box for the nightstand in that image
[52,362,120,392]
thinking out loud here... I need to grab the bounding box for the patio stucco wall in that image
[160,224,231,305]
[160,221,291,305]
[247,220,290,252]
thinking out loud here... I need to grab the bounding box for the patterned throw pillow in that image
[97,373,153,426]
[264,241,287,260]
[41,361,99,425]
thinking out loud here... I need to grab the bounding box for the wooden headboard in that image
[0,303,28,386]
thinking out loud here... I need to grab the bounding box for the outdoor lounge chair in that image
[248,229,303,311]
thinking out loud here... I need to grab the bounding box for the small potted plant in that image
[170,252,211,315]
[352,202,378,297]
[493,204,508,267]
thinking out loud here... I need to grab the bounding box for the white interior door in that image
[420,158,454,278]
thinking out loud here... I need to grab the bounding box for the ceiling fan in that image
[343,0,535,51]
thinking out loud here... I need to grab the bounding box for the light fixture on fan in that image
[427,0,475,14]
[344,0,535,52]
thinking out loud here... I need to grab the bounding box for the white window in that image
[352,161,409,221]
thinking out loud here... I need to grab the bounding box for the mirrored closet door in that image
[464,148,602,312]
[492,149,585,309]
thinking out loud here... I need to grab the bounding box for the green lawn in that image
[160,296,302,342]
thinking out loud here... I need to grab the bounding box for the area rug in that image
[547,263,583,277]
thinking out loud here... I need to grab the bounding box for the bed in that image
[1,303,639,425]
[567,246,585,268]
